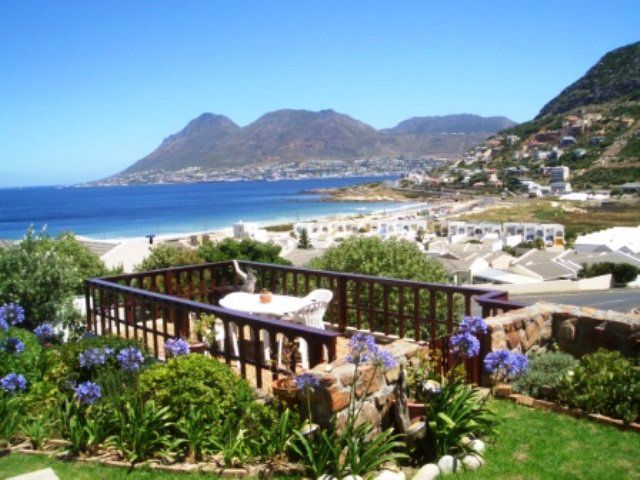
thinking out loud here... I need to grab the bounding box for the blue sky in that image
[0,1,638,187]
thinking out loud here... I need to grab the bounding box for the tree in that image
[579,262,640,286]
[198,238,291,265]
[309,237,449,283]
[0,228,78,328]
[135,243,204,271]
[297,228,312,249]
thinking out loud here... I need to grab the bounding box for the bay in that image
[0,176,406,240]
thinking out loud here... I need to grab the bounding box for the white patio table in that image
[218,291,309,317]
[218,291,310,365]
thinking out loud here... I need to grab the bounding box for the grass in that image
[457,198,640,243]
[2,401,639,480]
[457,399,640,479]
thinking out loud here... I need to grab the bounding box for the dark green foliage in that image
[198,237,291,265]
[621,135,640,158]
[579,262,640,285]
[574,166,640,188]
[135,243,204,271]
[512,351,578,400]
[0,328,44,386]
[558,349,640,424]
[297,228,312,249]
[0,395,23,447]
[138,354,255,424]
[422,378,494,460]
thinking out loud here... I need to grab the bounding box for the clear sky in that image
[0,1,638,187]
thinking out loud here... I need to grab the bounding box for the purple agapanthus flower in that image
[34,323,55,342]
[484,349,528,380]
[295,372,321,390]
[458,316,488,335]
[372,349,397,370]
[0,303,25,330]
[1,373,27,394]
[1,337,25,354]
[78,347,110,369]
[117,347,144,371]
[450,331,481,357]
[165,338,190,357]
[346,332,378,364]
[75,381,102,405]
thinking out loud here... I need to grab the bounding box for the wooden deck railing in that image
[85,260,524,387]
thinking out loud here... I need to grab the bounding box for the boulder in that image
[412,463,440,480]
[375,470,406,480]
[470,438,485,454]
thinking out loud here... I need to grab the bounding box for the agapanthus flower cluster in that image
[450,331,481,357]
[34,323,55,342]
[165,338,190,357]
[74,381,102,405]
[484,349,529,381]
[117,347,144,371]
[458,316,488,335]
[78,347,111,369]
[295,372,321,391]
[1,337,25,354]
[1,373,27,394]
[0,303,25,331]
[346,332,396,369]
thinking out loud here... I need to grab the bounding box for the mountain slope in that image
[537,41,640,118]
[385,114,516,134]
[121,110,513,175]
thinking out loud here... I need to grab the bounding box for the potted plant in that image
[404,347,444,420]
[271,338,301,408]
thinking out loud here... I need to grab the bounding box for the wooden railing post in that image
[337,276,348,332]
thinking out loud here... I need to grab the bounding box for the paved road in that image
[510,289,640,313]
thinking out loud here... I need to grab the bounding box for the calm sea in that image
[0,177,407,240]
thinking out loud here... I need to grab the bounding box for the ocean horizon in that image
[0,176,410,241]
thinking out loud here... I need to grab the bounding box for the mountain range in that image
[120,112,515,175]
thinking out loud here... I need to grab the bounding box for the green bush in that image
[0,327,44,386]
[579,262,640,285]
[138,354,255,424]
[558,349,640,424]
[512,351,578,400]
[198,237,291,265]
[135,243,204,271]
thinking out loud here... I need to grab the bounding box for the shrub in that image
[198,237,291,265]
[0,327,44,386]
[579,262,640,286]
[512,351,578,400]
[135,244,204,271]
[558,349,640,424]
[138,354,255,424]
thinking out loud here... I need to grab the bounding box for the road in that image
[510,289,640,313]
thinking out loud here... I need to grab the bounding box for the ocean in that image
[0,177,408,240]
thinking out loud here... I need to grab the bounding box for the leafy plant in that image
[558,349,640,424]
[422,378,494,460]
[58,398,89,455]
[21,415,52,450]
[210,423,249,468]
[241,402,300,460]
[107,398,174,464]
[176,407,211,462]
[512,351,577,400]
[0,327,44,386]
[198,237,291,265]
[0,395,23,447]
[579,261,640,286]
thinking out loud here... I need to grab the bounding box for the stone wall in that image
[484,302,640,362]
[304,339,421,430]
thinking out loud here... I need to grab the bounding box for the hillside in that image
[537,41,640,117]
[457,42,640,189]
[117,110,514,177]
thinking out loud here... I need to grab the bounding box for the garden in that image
[2,298,639,479]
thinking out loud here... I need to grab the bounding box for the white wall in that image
[471,274,612,295]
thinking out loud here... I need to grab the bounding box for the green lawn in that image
[458,400,640,479]
[2,400,639,480]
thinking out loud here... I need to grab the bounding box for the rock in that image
[469,438,485,453]
[376,470,406,480]
[437,455,459,475]
[317,475,337,480]
[412,463,440,480]
[343,476,363,480]
[7,469,60,480]
[461,454,484,470]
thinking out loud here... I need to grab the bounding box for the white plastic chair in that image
[278,292,332,370]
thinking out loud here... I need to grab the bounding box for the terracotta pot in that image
[260,289,273,304]
[272,377,299,408]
